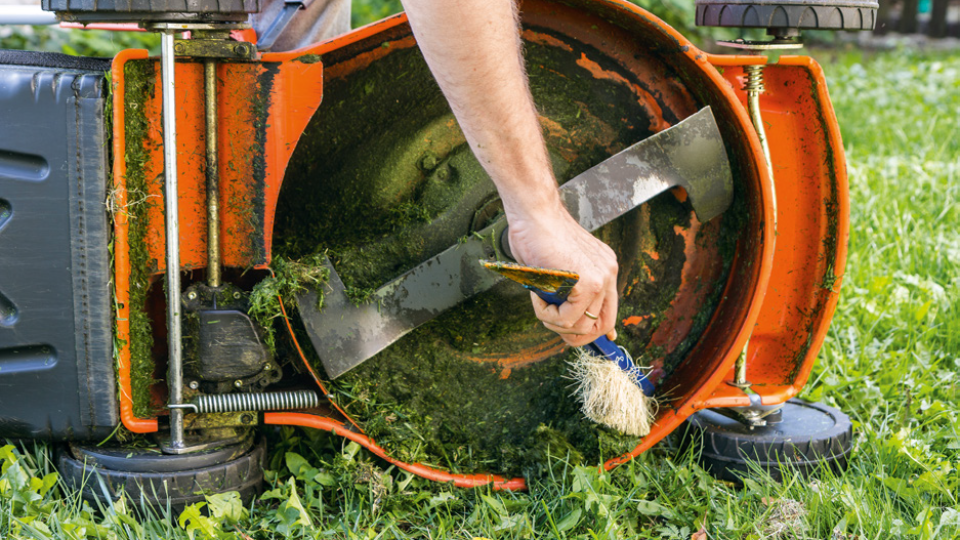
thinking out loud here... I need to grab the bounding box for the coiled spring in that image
[194,390,319,413]
[744,65,765,93]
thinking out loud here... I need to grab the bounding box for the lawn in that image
[1,43,959,540]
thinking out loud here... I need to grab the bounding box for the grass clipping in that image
[569,348,655,437]
[249,254,330,354]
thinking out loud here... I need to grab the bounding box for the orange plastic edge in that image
[112,49,325,430]
[596,5,775,471]
[697,55,848,409]
[771,55,849,393]
[113,48,160,433]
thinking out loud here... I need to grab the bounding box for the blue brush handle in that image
[530,288,655,396]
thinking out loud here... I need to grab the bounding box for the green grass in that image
[0,25,160,56]
[2,48,959,540]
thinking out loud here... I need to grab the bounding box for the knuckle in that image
[543,319,573,331]
[581,280,603,296]
[571,321,593,334]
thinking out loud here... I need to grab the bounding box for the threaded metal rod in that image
[731,63,776,392]
[194,390,319,413]
[744,64,772,179]
[204,59,221,288]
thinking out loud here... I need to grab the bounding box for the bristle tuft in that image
[569,348,656,436]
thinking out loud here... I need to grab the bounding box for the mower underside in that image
[0,0,848,488]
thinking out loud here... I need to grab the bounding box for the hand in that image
[401,0,619,346]
[506,206,619,347]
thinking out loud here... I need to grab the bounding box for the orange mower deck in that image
[111,0,846,489]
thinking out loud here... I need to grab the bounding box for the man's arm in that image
[401,0,619,346]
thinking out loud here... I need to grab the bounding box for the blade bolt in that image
[420,153,439,171]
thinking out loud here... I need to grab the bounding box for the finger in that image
[552,291,615,346]
[530,292,571,329]
[579,291,606,328]
[532,288,602,332]
[596,283,618,337]
[552,280,604,331]
[558,279,618,346]
[542,321,590,335]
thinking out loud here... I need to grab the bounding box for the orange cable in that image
[277,296,364,432]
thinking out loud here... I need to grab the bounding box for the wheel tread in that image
[58,437,266,513]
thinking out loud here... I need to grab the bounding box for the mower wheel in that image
[695,0,878,33]
[681,399,852,483]
[57,436,266,515]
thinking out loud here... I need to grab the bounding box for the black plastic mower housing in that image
[0,51,118,440]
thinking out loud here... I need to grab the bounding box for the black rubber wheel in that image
[680,399,853,483]
[695,0,878,33]
[57,436,266,515]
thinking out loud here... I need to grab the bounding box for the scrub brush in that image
[480,260,656,436]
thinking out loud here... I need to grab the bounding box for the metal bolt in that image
[420,153,439,171]
[240,413,254,424]
[174,42,185,54]
[234,43,249,56]
[234,379,243,388]
[188,380,199,390]
[263,363,272,370]
[233,291,242,300]
[436,166,450,181]
[187,291,198,300]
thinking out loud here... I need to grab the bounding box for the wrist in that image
[499,177,568,226]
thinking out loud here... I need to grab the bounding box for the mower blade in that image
[298,224,505,380]
[297,106,732,379]
[556,106,733,226]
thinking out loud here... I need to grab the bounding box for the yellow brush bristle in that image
[568,348,656,437]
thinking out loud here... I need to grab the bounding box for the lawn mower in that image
[0,0,876,509]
